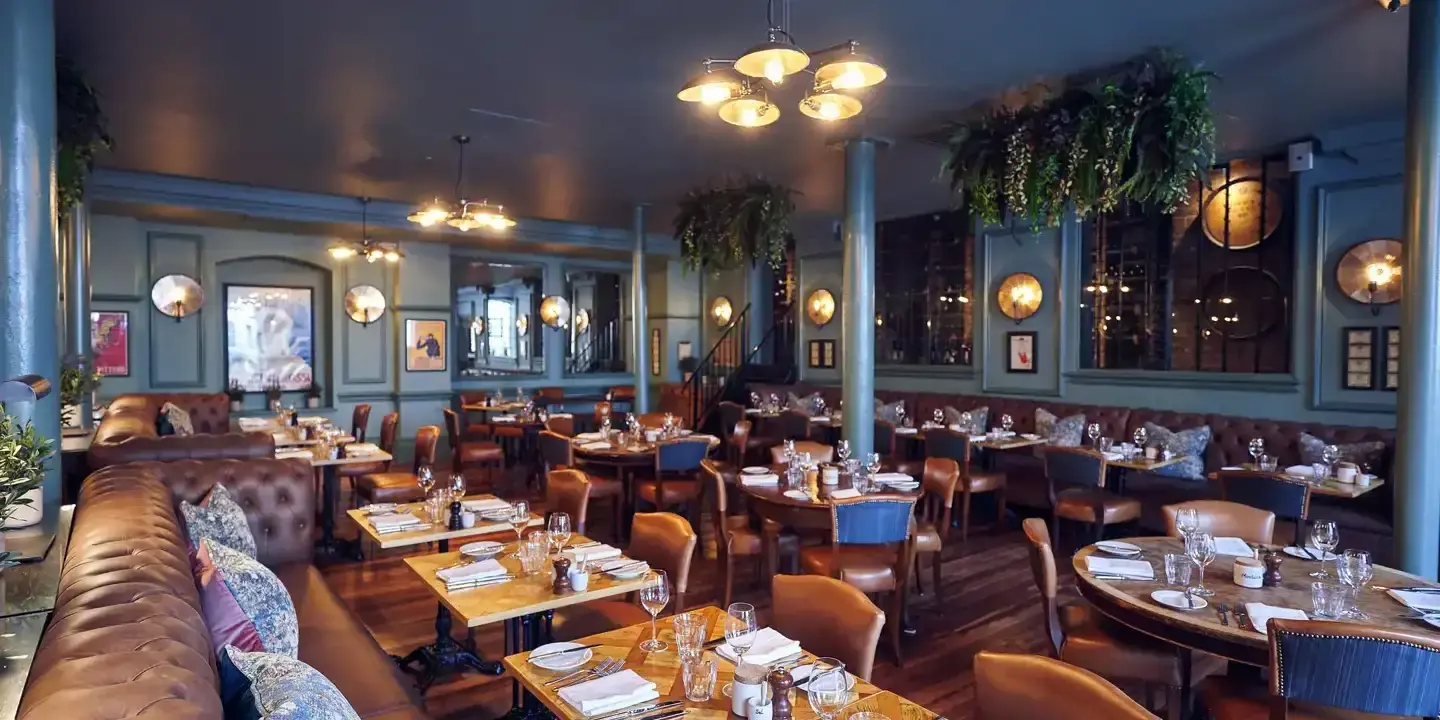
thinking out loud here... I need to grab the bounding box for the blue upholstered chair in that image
[924,428,1007,543]
[1215,469,1312,547]
[1199,618,1440,719]
[1044,446,1139,546]
[635,437,711,524]
[799,493,917,666]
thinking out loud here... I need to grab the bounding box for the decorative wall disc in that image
[996,273,1042,323]
[1336,238,1402,307]
[1201,178,1283,250]
[151,274,204,318]
[343,285,387,325]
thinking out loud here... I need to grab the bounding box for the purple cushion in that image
[196,538,298,658]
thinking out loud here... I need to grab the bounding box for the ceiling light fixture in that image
[1379,0,1408,10]
[406,135,517,231]
[330,197,404,263]
[678,0,884,128]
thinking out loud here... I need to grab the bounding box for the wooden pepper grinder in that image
[768,666,795,720]
[552,557,573,594]
[1262,548,1284,587]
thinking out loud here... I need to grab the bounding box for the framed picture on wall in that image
[224,285,315,392]
[1384,326,1400,391]
[808,340,837,369]
[406,319,448,372]
[1342,327,1377,390]
[1006,331,1037,373]
[90,311,130,376]
[677,341,693,361]
[650,328,662,377]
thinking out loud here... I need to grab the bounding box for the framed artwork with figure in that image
[224,285,315,392]
[90,311,129,376]
[1007,331,1036,373]
[406,318,448,372]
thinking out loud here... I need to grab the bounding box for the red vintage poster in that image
[91,311,129,376]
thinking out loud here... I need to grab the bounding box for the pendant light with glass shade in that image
[676,0,885,128]
[406,135,517,231]
[329,197,403,263]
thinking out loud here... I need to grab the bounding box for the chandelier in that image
[406,135,517,231]
[676,0,886,128]
[330,197,403,263]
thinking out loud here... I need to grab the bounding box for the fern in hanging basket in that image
[56,56,112,219]
[674,177,796,273]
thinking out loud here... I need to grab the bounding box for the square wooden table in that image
[275,448,394,554]
[503,605,939,720]
[1107,454,1188,472]
[1204,466,1387,499]
[972,435,1048,451]
[347,495,542,552]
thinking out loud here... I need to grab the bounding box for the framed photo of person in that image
[224,285,315,391]
[1342,327,1376,390]
[1006,331,1036,373]
[90,311,130,376]
[406,319,448,372]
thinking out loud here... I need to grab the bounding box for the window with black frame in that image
[1079,156,1293,373]
[454,261,545,378]
[565,270,626,375]
[875,210,974,366]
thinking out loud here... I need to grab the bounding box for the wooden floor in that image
[319,494,1080,720]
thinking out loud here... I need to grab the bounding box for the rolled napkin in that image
[1084,557,1155,580]
[493,415,518,423]
[715,627,802,666]
[740,473,780,486]
[1221,466,1243,470]
[462,498,512,513]
[346,442,381,456]
[437,558,508,584]
[579,441,613,451]
[1243,603,1308,633]
[557,669,659,716]
[1388,589,1440,612]
[575,432,605,441]
[895,427,918,435]
[873,472,914,485]
[829,488,860,500]
[1214,537,1256,557]
[238,418,272,431]
[564,544,623,564]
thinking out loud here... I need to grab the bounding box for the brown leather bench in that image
[88,393,275,470]
[19,459,427,720]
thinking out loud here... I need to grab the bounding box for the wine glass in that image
[1185,532,1217,597]
[449,472,466,499]
[1310,520,1340,579]
[1322,444,1342,466]
[959,411,972,433]
[1132,427,1148,450]
[895,405,907,427]
[750,391,761,408]
[783,439,796,465]
[806,663,850,720]
[1087,423,1101,446]
[932,409,944,426]
[508,501,530,556]
[836,440,851,464]
[1000,414,1014,434]
[638,570,671,651]
[724,602,758,683]
[547,512,572,555]
[1175,507,1200,539]
[1248,438,1266,467]
[866,452,882,486]
[1336,550,1374,619]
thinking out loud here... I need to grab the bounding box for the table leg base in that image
[395,636,503,694]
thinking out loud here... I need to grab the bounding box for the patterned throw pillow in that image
[1142,422,1212,481]
[786,392,821,414]
[197,539,299,658]
[223,646,360,720]
[942,406,990,431]
[1297,432,1386,470]
[160,401,195,436]
[874,399,904,424]
[181,484,258,558]
[1036,408,1085,446]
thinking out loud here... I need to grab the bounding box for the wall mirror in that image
[565,270,626,375]
[454,261,544,378]
[343,284,387,326]
[151,274,204,319]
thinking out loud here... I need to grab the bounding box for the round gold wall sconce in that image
[996,273,1042,324]
[711,296,734,327]
[539,296,571,329]
[1337,238,1402,316]
[806,289,836,327]
[151,274,204,321]
[343,285,387,326]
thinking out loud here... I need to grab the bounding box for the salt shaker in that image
[1262,549,1284,587]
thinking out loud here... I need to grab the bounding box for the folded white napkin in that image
[558,669,659,715]
[600,557,650,574]
[1388,589,1440,612]
[564,544,622,563]
[1214,537,1255,557]
[991,430,1016,438]
[1285,465,1315,477]
[829,488,860,500]
[575,432,604,441]
[580,441,612,451]
[238,418,271,431]
[1102,451,1125,461]
[745,408,762,414]
[549,413,575,419]
[462,498,512,513]
[276,449,312,460]
[347,442,381,456]
[437,558,508,583]
[810,416,830,422]
[716,627,802,666]
[1084,557,1155,579]
[493,415,518,423]
[370,512,423,529]
[740,473,780,486]
[968,434,988,442]
[1221,466,1243,470]
[895,427,918,435]
[1021,433,1042,440]
[873,472,913,485]
[1244,603,1308,633]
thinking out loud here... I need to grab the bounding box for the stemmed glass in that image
[866,452,882,490]
[1248,438,1266,467]
[508,501,530,557]
[750,392,761,408]
[806,663,851,720]
[1310,520,1340,578]
[1000,414,1014,434]
[547,512,572,555]
[416,466,436,522]
[1185,532,1217,597]
[1132,427,1148,451]
[450,472,466,499]
[1175,507,1200,539]
[724,602,757,690]
[959,411,972,434]
[895,406,907,428]
[836,440,851,465]
[783,439,797,465]
[1336,549,1374,619]
[1087,423,1102,446]
[933,409,944,427]
[1322,444,1342,467]
[638,570,671,651]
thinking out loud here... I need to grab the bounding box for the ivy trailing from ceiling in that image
[942,52,1215,227]
[56,55,113,218]
[674,176,796,273]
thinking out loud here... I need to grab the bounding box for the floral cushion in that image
[197,539,298,658]
[942,406,990,432]
[1142,422,1212,481]
[1297,432,1386,471]
[160,401,195,436]
[223,646,360,720]
[1036,409,1084,447]
[875,399,905,424]
[786,392,822,414]
[181,484,258,558]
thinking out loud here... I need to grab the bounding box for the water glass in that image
[1185,532,1217,596]
[1097,437,1114,454]
[1259,454,1279,472]
[1164,553,1193,586]
[682,658,717,702]
[673,611,709,662]
[639,570,671,651]
[1311,462,1330,484]
[518,533,549,575]
[806,663,850,720]
[1337,549,1374,619]
[1311,581,1349,619]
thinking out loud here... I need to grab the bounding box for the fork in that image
[554,659,626,689]
[1215,603,1230,626]
[545,658,616,688]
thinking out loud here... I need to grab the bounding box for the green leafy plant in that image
[264,379,283,405]
[943,52,1215,227]
[226,379,246,402]
[59,359,101,425]
[674,177,796,273]
[305,382,322,399]
[0,413,52,565]
[56,55,112,218]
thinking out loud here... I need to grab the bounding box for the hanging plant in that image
[943,52,1214,227]
[56,55,113,218]
[674,177,796,273]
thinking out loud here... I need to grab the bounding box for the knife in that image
[593,700,685,720]
[642,710,687,720]
[529,643,604,661]
[1299,546,1319,561]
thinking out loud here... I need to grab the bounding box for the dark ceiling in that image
[57,0,1407,236]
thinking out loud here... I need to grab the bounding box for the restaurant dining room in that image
[5,0,1440,718]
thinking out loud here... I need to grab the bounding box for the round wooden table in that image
[1074,536,1440,667]
[736,464,924,533]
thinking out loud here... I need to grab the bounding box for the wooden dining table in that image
[1203,465,1388,499]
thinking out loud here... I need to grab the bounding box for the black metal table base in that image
[315,464,363,559]
[396,604,503,693]
[499,611,556,719]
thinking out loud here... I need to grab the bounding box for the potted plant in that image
[264,378,283,410]
[225,380,246,412]
[0,412,53,540]
[304,382,323,409]
[678,356,699,383]
[59,359,101,429]
[674,176,796,273]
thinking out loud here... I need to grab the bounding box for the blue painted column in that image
[543,261,565,386]
[632,204,651,414]
[841,138,877,459]
[0,0,62,504]
[1397,0,1440,580]
[66,201,93,428]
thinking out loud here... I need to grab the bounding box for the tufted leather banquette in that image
[88,393,276,470]
[19,459,427,720]
[750,382,1396,561]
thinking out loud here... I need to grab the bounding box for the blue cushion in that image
[1036,409,1084,447]
[182,484,259,559]
[218,645,262,720]
[1276,630,1440,715]
[1142,422,1210,481]
[223,646,360,720]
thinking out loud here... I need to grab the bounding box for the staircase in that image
[684,304,797,436]
[567,320,623,374]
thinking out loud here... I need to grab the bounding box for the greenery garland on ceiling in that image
[56,55,113,219]
[942,52,1215,228]
[674,176,796,273]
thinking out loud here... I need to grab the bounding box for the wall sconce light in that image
[151,274,204,322]
[470,316,485,336]
[806,289,835,327]
[516,314,530,336]
[343,285,387,327]
[575,308,591,334]
[1379,0,1409,10]
[1337,238,1402,316]
[997,272,1043,325]
[711,296,734,327]
[539,295,571,329]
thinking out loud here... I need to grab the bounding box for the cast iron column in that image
[1397,0,1440,580]
[0,0,62,501]
[543,263,564,386]
[842,138,877,459]
[66,201,92,428]
[631,204,650,414]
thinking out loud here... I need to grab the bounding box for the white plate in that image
[783,490,812,501]
[528,642,593,671]
[460,541,504,559]
[1096,541,1142,557]
[1151,590,1208,611]
[1284,546,1338,562]
[742,466,771,475]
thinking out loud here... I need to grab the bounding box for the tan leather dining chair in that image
[551,512,698,642]
[1161,500,1276,546]
[547,469,591,535]
[911,457,960,608]
[704,460,797,607]
[771,575,885,682]
[356,425,440,506]
[338,411,398,498]
[768,441,834,464]
[923,428,1007,543]
[1044,446,1140,545]
[975,651,1159,720]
